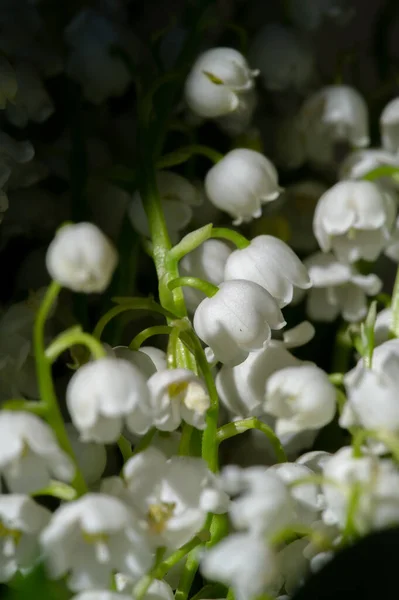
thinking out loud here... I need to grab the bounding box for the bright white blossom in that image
[40,493,153,591]
[300,86,369,167]
[72,592,131,600]
[66,357,152,443]
[193,279,286,367]
[301,252,382,322]
[380,97,399,154]
[341,339,399,432]
[339,148,399,185]
[224,235,311,307]
[0,494,51,582]
[129,171,200,241]
[147,368,210,431]
[249,24,314,92]
[322,447,399,533]
[313,180,396,263]
[374,307,393,346]
[296,451,332,473]
[201,533,281,600]
[180,239,232,313]
[216,322,313,418]
[268,463,322,525]
[46,222,118,293]
[287,0,354,31]
[216,88,258,136]
[139,347,167,372]
[0,411,75,493]
[105,345,158,380]
[222,465,296,535]
[264,365,336,437]
[184,47,258,119]
[204,149,282,225]
[123,447,228,549]
[65,9,138,104]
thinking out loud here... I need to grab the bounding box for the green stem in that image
[154,534,206,580]
[34,282,88,496]
[169,224,213,263]
[175,549,201,600]
[45,328,106,363]
[157,144,223,170]
[129,325,174,350]
[118,436,133,462]
[168,276,219,297]
[132,428,157,456]
[2,399,47,416]
[211,227,250,249]
[216,417,287,463]
[331,322,353,373]
[92,298,177,340]
[391,265,399,337]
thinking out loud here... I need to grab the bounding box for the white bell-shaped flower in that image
[184,47,258,119]
[287,0,354,31]
[139,346,167,372]
[268,463,322,525]
[0,494,51,582]
[278,538,309,595]
[300,85,369,155]
[46,222,118,293]
[193,280,286,367]
[204,149,282,225]
[65,9,137,104]
[216,322,313,418]
[129,171,199,241]
[313,180,396,263]
[147,368,210,431]
[249,23,314,92]
[384,215,399,262]
[105,345,158,380]
[296,451,332,474]
[264,364,336,437]
[224,235,311,307]
[341,339,399,432]
[123,447,228,549]
[322,447,399,533]
[114,576,174,600]
[0,411,75,493]
[180,239,232,313]
[222,465,296,536]
[301,252,382,322]
[66,357,152,443]
[380,97,399,154]
[72,592,131,600]
[374,307,393,346]
[40,493,153,591]
[339,148,399,186]
[65,424,107,486]
[201,533,281,600]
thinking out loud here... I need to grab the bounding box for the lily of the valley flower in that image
[224,234,311,307]
[0,494,51,582]
[147,368,210,431]
[313,180,396,263]
[40,493,153,591]
[0,411,75,494]
[300,251,382,322]
[341,339,399,432]
[66,357,152,443]
[204,149,282,225]
[193,279,286,367]
[380,97,399,154]
[264,364,336,437]
[46,222,118,293]
[123,447,229,549]
[184,47,258,119]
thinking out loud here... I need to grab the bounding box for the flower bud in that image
[184,47,258,119]
[46,222,118,293]
[205,149,282,225]
[193,280,286,366]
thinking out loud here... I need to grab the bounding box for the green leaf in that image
[4,563,71,600]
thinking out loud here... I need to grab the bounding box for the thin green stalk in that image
[211,227,250,249]
[34,282,88,496]
[216,417,287,463]
[175,549,201,600]
[45,328,106,363]
[129,325,174,350]
[154,534,206,580]
[156,144,223,169]
[168,276,219,297]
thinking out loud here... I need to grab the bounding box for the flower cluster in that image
[2,2,399,600]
